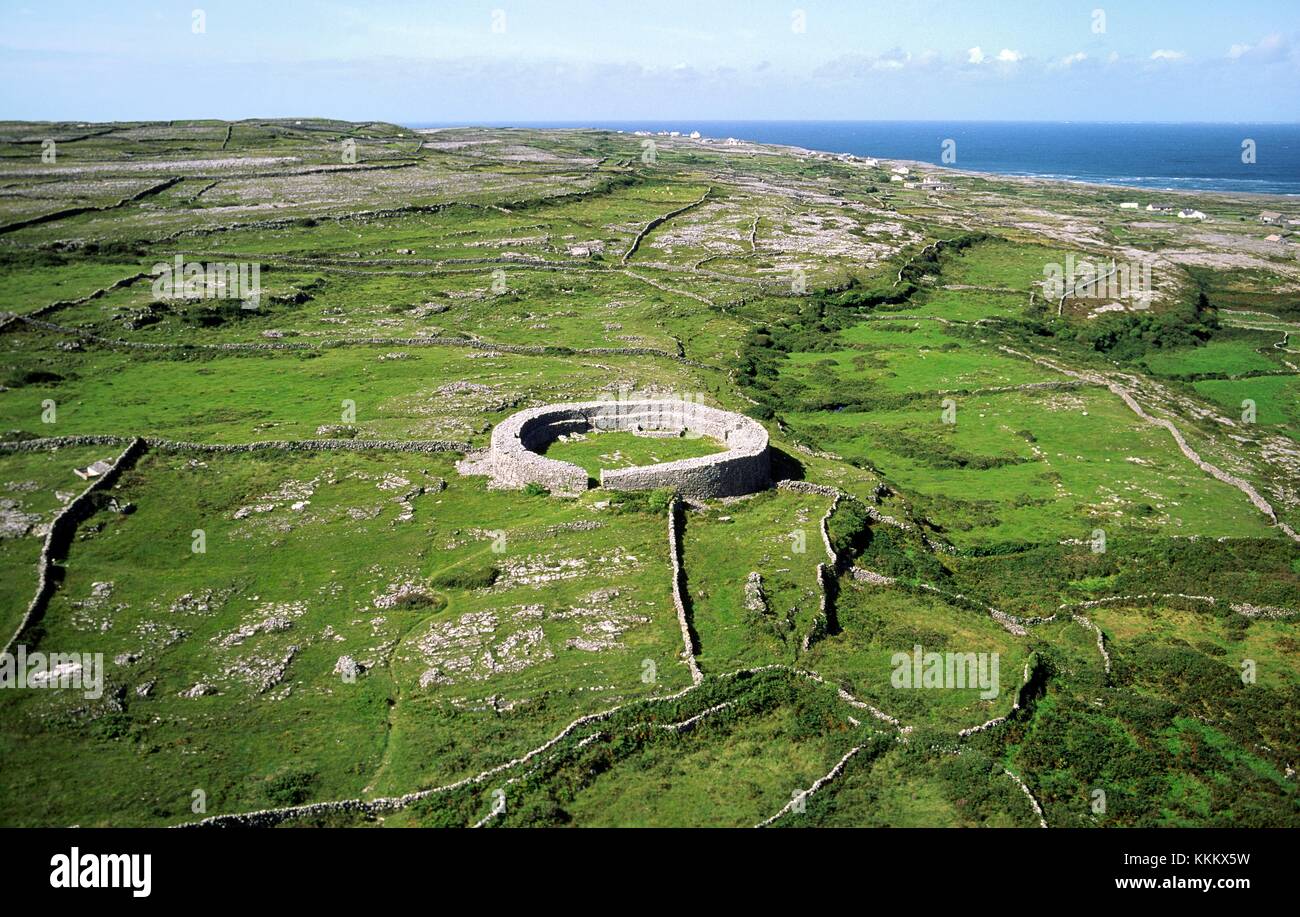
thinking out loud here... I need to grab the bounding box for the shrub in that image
[430,564,500,590]
[606,488,675,515]
[3,369,64,388]
[264,767,319,806]
[827,498,873,557]
[394,590,443,611]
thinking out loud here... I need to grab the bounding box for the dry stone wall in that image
[0,435,467,455]
[668,496,704,684]
[2,313,715,370]
[471,400,770,499]
[186,664,790,828]
[3,437,145,657]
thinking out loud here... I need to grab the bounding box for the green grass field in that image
[1144,339,1281,377]
[0,120,1295,827]
[543,430,725,478]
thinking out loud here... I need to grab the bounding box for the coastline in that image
[413,122,1300,202]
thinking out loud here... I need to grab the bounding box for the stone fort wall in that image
[478,400,770,498]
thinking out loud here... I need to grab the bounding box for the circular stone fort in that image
[459,400,770,499]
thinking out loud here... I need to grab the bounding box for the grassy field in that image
[792,385,1272,546]
[543,430,725,478]
[0,120,1295,827]
[1143,339,1282,377]
[1192,375,1300,428]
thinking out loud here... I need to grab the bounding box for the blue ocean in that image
[409,120,1300,196]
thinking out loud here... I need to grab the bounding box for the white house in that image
[1119,202,1139,209]
[1178,209,1207,220]
[1146,203,1174,212]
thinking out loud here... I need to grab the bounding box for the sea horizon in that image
[407,119,1300,196]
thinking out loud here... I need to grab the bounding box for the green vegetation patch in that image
[542,430,725,478]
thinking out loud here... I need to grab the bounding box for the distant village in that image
[1112,200,1296,250]
[628,128,955,192]
[621,127,1299,265]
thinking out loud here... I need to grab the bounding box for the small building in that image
[1178,209,1206,220]
[73,460,113,481]
[891,166,910,176]
[1265,233,1283,243]
[1259,211,1283,225]
[689,130,701,139]
[922,179,955,192]
[1146,203,1174,212]
[889,174,904,183]
[1119,202,1139,209]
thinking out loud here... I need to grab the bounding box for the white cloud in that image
[1049,51,1088,70]
[1149,49,1185,61]
[1258,33,1285,53]
[968,46,1021,65]
[811,48,918,79]
[1228,33,1288,62]
[874,47,912,70]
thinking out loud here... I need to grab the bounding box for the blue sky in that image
[1,0,1297,122]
